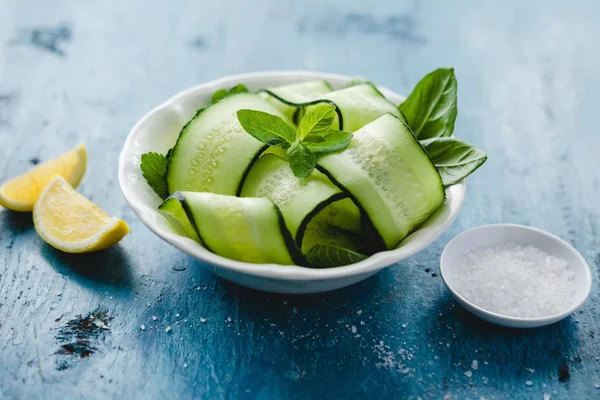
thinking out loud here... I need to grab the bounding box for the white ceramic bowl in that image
[118,71,466,293]
[440,224,592,328]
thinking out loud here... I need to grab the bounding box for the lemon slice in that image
[0,144,87,211]
[33,176,129,253]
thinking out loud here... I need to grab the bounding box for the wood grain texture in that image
[1,0,600,398]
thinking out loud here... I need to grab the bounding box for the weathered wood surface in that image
[1,0,599,399]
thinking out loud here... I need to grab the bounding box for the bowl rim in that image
[118,70,467,281]
[439,223,593,325]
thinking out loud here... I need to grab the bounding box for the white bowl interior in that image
[119,71,467,281]
[440,224,592,327]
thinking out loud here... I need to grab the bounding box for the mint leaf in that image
[228,84,248,94]
[305,130,352,157]
[400,68,457,139]
[287,141,316,178]
[237,109,296,147]
[420,137,487,186]
[211,84,249,104]
[140,152,169,199]
[297,104,336,140]
[306,244,368,267]
[211,89,228,104]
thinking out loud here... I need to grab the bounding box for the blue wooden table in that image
[1,0,599,398]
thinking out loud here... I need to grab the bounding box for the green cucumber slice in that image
[259,80,333,121]
[240,154,344,245]
[157,196,201,243]
[317,113,445,249]
[166,93,292,196]
[302,83,401,132]
[176,191,304,265]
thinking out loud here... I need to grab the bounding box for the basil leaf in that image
[421,137,487,186]
[400,67,457,139]
[305,130,353,157]
[211,89,228,104]
[237,109,296,147]
[287,141,316,178]
[297,104,337,140]
[140,152,169,199]
[306,244,368,267]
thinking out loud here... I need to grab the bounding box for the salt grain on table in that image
[452,244,577,318]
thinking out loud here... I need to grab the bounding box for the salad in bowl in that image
[119,69,485,293]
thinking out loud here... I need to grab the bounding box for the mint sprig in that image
[287,142,316,179]
[237,109,296,146]
[140,152,169,199]
[237,104,352,178]
[297,104,337,140]
[211,84,249,104]
[305,130,353,157]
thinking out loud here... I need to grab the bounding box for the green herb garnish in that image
[237,104,352,178]
[400,67,457,139]
[420,137,487,187]
[306,244,368,268]
[236,109,296,146]
[297,104,337,140]
[140,152,169,199]
[211,84,249,104]
[287,141,316,179]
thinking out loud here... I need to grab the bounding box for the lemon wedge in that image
[33,176,129,253]
[0,144,87,211]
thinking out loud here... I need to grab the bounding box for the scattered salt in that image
[525,380,533,386]
[175,313,180,318]
[351,326,357,333]
[165,326,172,333]
[452,244,576,318]
[183,363,188,368]
[471,360,478,370]
[200,317,207,323]
[464,370,473,378]
[357,310,362,315]
[151,316,157,321]
[140,324,145,330]
[595,384,600,389]
[543,394,551,400]
[401,324,407,328]
[227,317,231,322]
